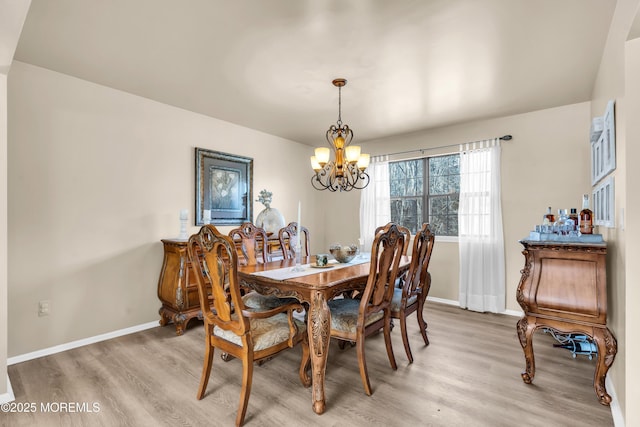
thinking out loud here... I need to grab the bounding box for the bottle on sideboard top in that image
[554,209,571,235]
[579,194,594,235]
[569,208,578,231]
[543,206,555,225]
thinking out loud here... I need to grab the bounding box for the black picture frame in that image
[195,148,253,226]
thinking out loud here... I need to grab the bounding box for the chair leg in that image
[197,328,215,400]
[383,315,397,371]
[416,301,430,346]
[399,314,414,364]
[236,356,254,427]
[356,336,373,396]
[299,336,311,387]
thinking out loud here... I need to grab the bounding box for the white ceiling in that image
[13,0,616,145]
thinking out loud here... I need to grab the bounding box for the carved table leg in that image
[307,291,330,415]
[517,316,536,384]
[592,327,617,405]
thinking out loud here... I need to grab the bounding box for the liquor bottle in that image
[554,341,598,354]
[579,194,593,235]
[569,208,578,231]
[554,209,569,235]
[542,207,555,225]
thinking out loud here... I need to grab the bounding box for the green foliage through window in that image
[389,154,460,236]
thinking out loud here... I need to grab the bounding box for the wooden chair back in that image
[404,223,435,299]
[228,222,269,266]
[188,225,249,335]
[375,223,411,255]
[278,222,310,259]
[363,223,406,314]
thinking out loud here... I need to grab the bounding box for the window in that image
[389,154,460,236]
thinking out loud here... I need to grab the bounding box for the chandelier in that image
[310,78,370,192]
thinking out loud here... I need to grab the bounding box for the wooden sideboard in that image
[157,235,285,334]
[157,239,204,335]
[516,240,617,405]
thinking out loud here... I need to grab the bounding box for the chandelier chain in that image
[337,86,342,126]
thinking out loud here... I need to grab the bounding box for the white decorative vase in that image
[256,207,286,234]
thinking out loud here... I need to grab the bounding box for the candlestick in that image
[178,209,188,239]
[297,201,301,243]
[291,200,305,272]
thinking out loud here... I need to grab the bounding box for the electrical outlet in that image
[38,300,50,317]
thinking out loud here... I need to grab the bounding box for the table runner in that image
[251,255,370,281]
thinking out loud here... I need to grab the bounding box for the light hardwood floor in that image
[4,302,614,426]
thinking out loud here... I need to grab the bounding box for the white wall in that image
[589,0,640,422]
[0,70,8,398]
[7,61,317,356]
[623,34,640,427]
[1,0,32,401]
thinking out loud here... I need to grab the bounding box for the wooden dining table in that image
[237,255,411,415]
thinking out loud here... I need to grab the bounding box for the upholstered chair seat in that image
[242,292,299,311]
[390,288,418,312]
[214,313,307,351]
[328,299,384,333]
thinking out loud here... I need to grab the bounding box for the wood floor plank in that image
[4,302,614,426]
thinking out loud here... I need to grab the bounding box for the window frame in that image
[389,153,460,239]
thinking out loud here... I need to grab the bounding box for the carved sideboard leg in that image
[173,313,187,336]
[517,317,536,384]
[308,291,330,415]
[592,327,617,405]
[158,307,171,327]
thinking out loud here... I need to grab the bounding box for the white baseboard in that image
[606,375,625,426]
[426,296,459,306]
[503,308,524,317]
[7,321,158,366]
[427,296,523,318]
[0,374,15,404]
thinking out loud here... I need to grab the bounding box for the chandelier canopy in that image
[310,78,370,192]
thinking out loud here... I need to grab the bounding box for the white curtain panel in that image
[458,140,505,313]
[359,155,391,250]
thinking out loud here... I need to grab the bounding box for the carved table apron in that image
[238,255,410,415]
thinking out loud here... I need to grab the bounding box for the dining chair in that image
[228,222,270,266]
[187,225,311,427]
[278,221,310,260]
[228,222,297,311]
[327,222,405,396]
[375,223,411,288]
[375,223,411,256]
[390,223,435,363]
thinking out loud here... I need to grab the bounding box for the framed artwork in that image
[195,148,253,226]
[593,175,614,228]
[591,100,616,185]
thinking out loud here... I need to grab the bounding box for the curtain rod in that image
[380,134,513,158]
